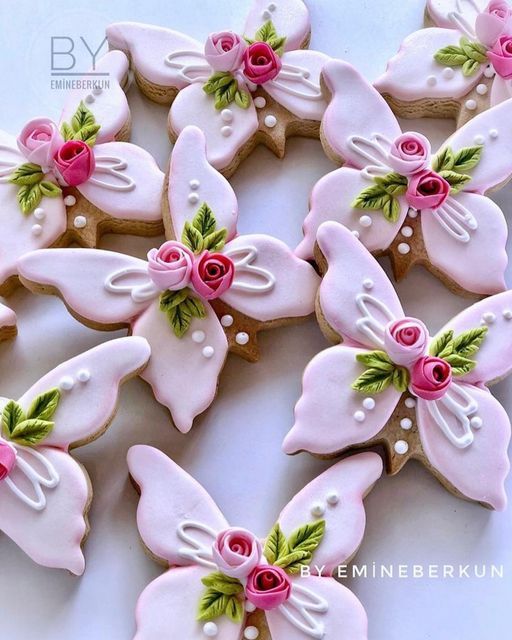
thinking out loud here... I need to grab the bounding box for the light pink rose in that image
[388,133,431,176]
[384,318,429,367]
[147,241,195,291]
[191,251,235,300]
[246,565,292,610]
[53,140,95,186]
[242,42,282,85]
[411,356,452,401]
[0,442,16,482]
[487,35,512,78]
[204,31,246,72]
[17,118,64,168]
[406,170,450,211]
[212,528,262,579]
[476,1,512,47]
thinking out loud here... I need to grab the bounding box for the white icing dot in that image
[398,243,410,255]
[471,416,483,429]
[188,193,200,205]
[236,332,249,345]
[59,375,74,391]
[394,440,409,455]
[31,224,43,236]
[476,83,488,96]
[401,226,413,238]
[489,128,499,139]
[363,278,374,290]
[245,601,257,613]
[221,109,233,123]
[352,230,360,238]
[465,99,477,111]
[192,330,206,344]
[268,2,277,10]
[221,314,234,327]
[474,134,485,145]
[359,215,372,228]
[400,418,413,430]
[74,215,87,229]
[363,397,375,410]
[354,410,366,423]
[427,75,437,86]
[221,126,233,137]
[189,179,200,190]
[33,207,45,220]
[77,369,90,383]
[405,397,416,409]
[264,114,277,128]
[85,94,95,104]
[92,86,103,95]
[262,9,272,19]
[203,622,218,637]
[311,502,325,517]
[484,65,495,78]
[502,309,512,320]
[466,216,478,230]
[254,96,266,109]
[202,346,215,358]
[483,312,496,324]
[326,491,339,506]
[408,209,418,219]
[63,195,76,207]
[443,67,455,79]
[244,627,259,640]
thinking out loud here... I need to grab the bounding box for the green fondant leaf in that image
[267,35,287,56]
[462,58,481,76]
[159,288,190,311]
[182,221,204,253]
[443,353,476,376]
[432,147,455,173]
[214,79,238,110]
[392,366,410,393]
[452,146,483,173]
[460,37,488,63]
[71,101,96,134]
[74,123,101,146]
[287,520,326,558]
[452,326,488,357]
[2,401,26,436]
[26,388,61,421]
[9,163,44,186]
[10,418,54,446]
[234,88,251,109]
[61,121,74,141]
[203,228,228,252]
[197,589,229,622]
[192,203,217,237]
[17,183,42,215]
[382,195,401,222]
[201,572,244,596]
[352,183,389,211]
[352,367,394,394]
[274,549,311,574]
[439,170,472,193]
[429,330,454,359]
[356,351,394,371]
[182,295,207,320]
[167,302,192,338]
[254,20,277,44]
[433,44,466,67]
[264,522,290,565]
[39,181,63,198]
[374,172,408,196]
[203,72,234,95]
[225,596,244,623]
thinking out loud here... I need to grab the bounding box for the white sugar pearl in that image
[427,75,437,86]
[221,126,233,137]
[359,215,372,227]
[92,86,103,95]
[489,129,499,139]
[394,440,409,455]
[77,369,90,382]
[221,315,234,327]
[311,502,325,517]
[236,332,249,345]
[484,65,495,78]
[326,491,339,506]
[188,193,200,205]
[474,134,485,145]
[352,230,360,238]
[254,96,266,109]
[85,94,95,104]
[59,376,74,391]
[189,179,200,190]
[245,601,257,613]
[401,226,413,238]
[471,416,483,429]
[503,309,512,320]
[192,330,206,344]
[244,628,259,640]
[443,67,455,79]
[363,278,374,290]
[363,397,375,410]
[405,397,416,409]
[74,215,87,229]
[202,346,215,358]
[465,99,477,111]
[31,224,43,236]
[203,622,218,637]
[408,209,418,219]
[221,109,233,123]
[63,195,76,206]
[264,114,277,128]
[398,243,410,255]
[483,312,496,324]
[400,418,412,430]
[476,84,488,95]
[354,410,365,423]
[33,207,45,220]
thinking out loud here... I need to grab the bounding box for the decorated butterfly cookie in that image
[296,59,512,297]
[0,337,150,573]
[0,50,164,300]
[128,445,382,639]
[375,0,512,127]
[106,0,330,176]
[17,126,320,433]
[0,303,16,341]
[287,221,512,509]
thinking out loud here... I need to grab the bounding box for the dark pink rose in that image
[406,170,450,211]
[487,35,512,78]
[147,241,194,291]
[245,565,292,611]
[212,528,262,579]
[0,442,16,481]
[17,118,63,168]
[191,251,235,300]
[388,133,431,176]
[53,140,96,186]
[476,1,512,47]
[204,31,246,72]
[384,318,429,366]
[242,42,282,85]
[411,356,452,401]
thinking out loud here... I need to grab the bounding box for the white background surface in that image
[0,0,510,637]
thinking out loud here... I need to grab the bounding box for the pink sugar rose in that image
[487,35,512,78]
[411,356,452,401]
[388,133,431,176]
[204,31,246,72]
[147,241,195,291]
[212,528,262,579]
[17,118,64,169]
[406,170,450,211]
[53,140,96,186]
[384,318,429,367]
[0,442,16,481]
[242,42,282,85]
[191,251,235,300]
[245,565,292,610]
[476,1,512,47]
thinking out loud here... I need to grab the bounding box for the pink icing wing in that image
[276,452,382,572]
[132,301,228,433]
[0,130,67,284]
[440,99,512,192]
[220,234,320,322]
[296,167,408,260]
[0,446,89,574]
[106,22,209,90]
[417,383,510,510]
[243,0,311,51]
[77,142,164,222]
[128,445,228,566]
[321,59,401,167]
[59,51,130,143]
[0,302,16,334]
[168,126,238,240]
[17,248,152,326]
[374,29,483,101]
[432,290,512,385]
[134,566,243,640]
[170,83,259,171]
[283,345,401,455]
[490,75,512,106]
[14,337,150,449]
[427,0,488,28]
[266,576,367,640]
[421,192,508,295]
[265,49,330,121]
[316,221,404,348]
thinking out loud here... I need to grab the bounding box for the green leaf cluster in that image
[197,572,244,623]
[352,350,410,394]
[2,388,61,446]
[245,20,287,56]
[431,145,482,193]
[203,72,251,110]
[264,520,326,574]
[429,326,488,376]
[61,101,101,145]
[9,163,62,214]
[434,37,488,76]
[351,172,407,222]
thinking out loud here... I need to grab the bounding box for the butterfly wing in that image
[243,0,311,51]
